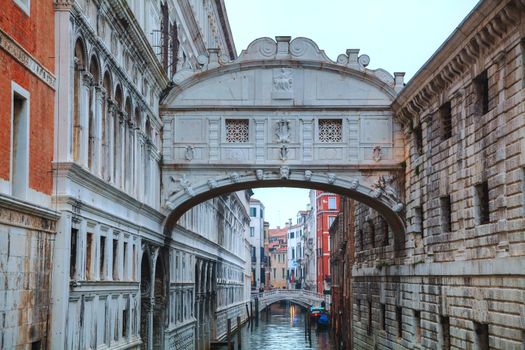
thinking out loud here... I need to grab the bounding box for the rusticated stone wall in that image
[353,0,525,349]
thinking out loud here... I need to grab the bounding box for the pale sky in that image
[224,0,479,228]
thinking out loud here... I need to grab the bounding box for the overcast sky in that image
[223,0,479,228]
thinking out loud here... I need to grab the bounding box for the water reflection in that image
[239,302,335,350]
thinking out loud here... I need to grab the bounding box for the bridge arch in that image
[161,36,407,247]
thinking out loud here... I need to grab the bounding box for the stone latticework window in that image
[225,119,249,143]
[318,119,342,142]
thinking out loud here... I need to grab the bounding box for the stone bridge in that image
[252,289,330,312]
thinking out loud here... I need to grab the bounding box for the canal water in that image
[238,302,335,349]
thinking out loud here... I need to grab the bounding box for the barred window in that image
[318,119,342,142]
[225,119,249,143]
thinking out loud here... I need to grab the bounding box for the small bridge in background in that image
[252,289,330,312]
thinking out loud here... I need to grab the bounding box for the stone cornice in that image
[0,193,60,222]
[392,0,525,126]
[52,162,165,223]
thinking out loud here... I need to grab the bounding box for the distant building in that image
[315,191,340,293]
[248,198,265,289]
[287,211,309,289]
[268,226,288,289]
[303,191,317,290]
[263,221,270,290]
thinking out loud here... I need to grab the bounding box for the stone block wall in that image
[353,1,525,349]
[0,205,55,349]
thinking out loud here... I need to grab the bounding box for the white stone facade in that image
[248,198,265,290]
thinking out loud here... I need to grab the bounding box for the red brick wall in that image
[0,0,55,194]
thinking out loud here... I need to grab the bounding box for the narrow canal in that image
[238,302,335,349]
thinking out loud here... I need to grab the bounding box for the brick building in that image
[0,1,58,349]
[329,197,356,350]
[353,0,525,348]
[315,191,340,293]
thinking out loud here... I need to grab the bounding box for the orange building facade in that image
[315,191,340,293]
[0,1,57,349]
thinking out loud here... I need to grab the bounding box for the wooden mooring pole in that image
[237,316,242,350]
[227,318,232,350]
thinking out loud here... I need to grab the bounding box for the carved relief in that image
[275,119,291,143]
[272,68,293,99]
[280,166,290,180]
[349,179,359,189]
[230,172,240,183]
[327,173,337,184]
[184,145,194,161]
[304,170,312,181]
[372,146,382,162]
[373,175,400,203]
[279,144,288,161]
[207,179,218,189]
[255,169,264,180]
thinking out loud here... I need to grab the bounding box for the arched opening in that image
[88,55,100,171]
[152,254,166,349]
[113,84,123,186]
[140,252,151,350]
[101,71,112,180]
[124,97,133,191]
[73,38,86,162]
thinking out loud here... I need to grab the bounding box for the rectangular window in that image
[440,195,452,233]
[70,228,78,279]
[414,310,421,343]
[328,197,337,209]
[86,233,93,279]
[11,83,30,199]
[367,300,372,335]
[369,220,376,248]
[292,248,295,260]
[273,268,276,279]
[440,316,450,350]
[328,216,336,228]
[260,208,264,218]
[381,303,386,330]
[112,239,118,280]
[475,181,490,224]
[250,207,256,217]
[123,242,128,280]
[100,236,106,279]
[357,299,361,321]
[359,229,364,250]
[439,102,452,140]
[474,322,489,350]
[414,206,423,235]
[474,70,489,116]
[414,124,423,156]
[250,227,255,237]
[290,232,294,239]
[396,306,403,339]
[318,119,342,142]
[122,306,129,338]
[225,119,249,143]
[381,217,389,246]
[282,268,285,278]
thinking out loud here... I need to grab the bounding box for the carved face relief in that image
[280,166,290,180]
[304,170,312,181]
[327,173,337,184]
[349,179,359,189]
[230,172,240,183]
[255,169,264,180]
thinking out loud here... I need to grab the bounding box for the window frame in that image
[10,81,30,200]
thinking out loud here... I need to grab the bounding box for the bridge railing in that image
[252,289,330,308]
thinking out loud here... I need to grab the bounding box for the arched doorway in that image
[140,251,151,350]
[152,254,166,349]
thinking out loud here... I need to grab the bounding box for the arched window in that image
[114,85,123,186]
[102,71,112,180]
[88,55,100,171]
[73,38,86,162]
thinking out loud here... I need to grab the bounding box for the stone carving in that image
[392,203,404,213]
[279,144,288,161]
[280,166,290,180]
[327,173,337,184]
[255,169,264,180]
[272,68,293,99]
[349,179,359,189]
[358,54,370,67]
[207,179,218,189]
[304,170,312,181]
[373,146,382,162]
[185,145,194,161]
[230,172,240,183]
[275,119,291,143]
[179,174,195,196]
[274,68,292,91]
[373,175,400,203]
